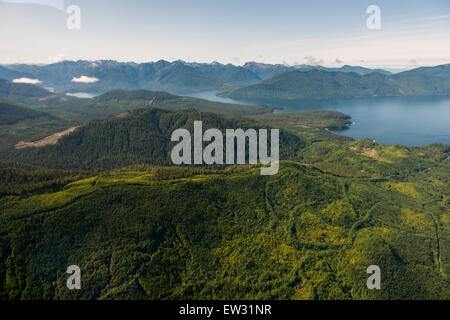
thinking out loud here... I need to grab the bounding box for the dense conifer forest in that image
[0,90,448,300]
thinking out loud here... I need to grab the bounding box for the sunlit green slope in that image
[0,152,448,299]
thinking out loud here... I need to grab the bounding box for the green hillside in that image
[0,66,35,81]
[0,79,51,99]
[10,90,275,123]
[221,69,450,101]
[0,88,448,300]
[0,152,448,299]
[4,108,304,170]
[90,90,275,117]
[248,111,352,131]
[0,91,348,160]
[0,101,73,151]
[397,64,450,80]
[393,72,450,95]
[0,101,49,125]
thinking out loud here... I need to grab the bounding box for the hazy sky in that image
[0,0,449,69]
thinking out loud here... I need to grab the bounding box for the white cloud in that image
[12,77,42,84]
[71,76,99,83]
[231,56,241,65]
[48,54,67,64]
[304,55,324,66]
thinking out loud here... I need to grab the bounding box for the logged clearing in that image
[15,126,80,149]
[350,146,378,158]
[117,112,130,118]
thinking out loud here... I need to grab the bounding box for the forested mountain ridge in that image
[4,60,262,94]
[0,110,448,299]
[4,61,449,97]
[221,68,450,100]
[0,101,72,150]
[0,66,36,81]
[0,101,50,125]
[0,84,448,300]
[2,89,275,123]
[2,108,305,170]
[0,144,448,299]
[0,79,52,99]
[242,62,391,80]
[90,90,275,117]
[0,60,395,95]
[397,63,450,80]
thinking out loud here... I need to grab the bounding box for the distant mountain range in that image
[398,63,450,80]
[243,62,391,80]
[2,60,395,95]
[1,61,449,100]
[221,65,450,100]
[4,60,261,94]
[0,65,37,81]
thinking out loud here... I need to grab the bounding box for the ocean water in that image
[186,92,450,146]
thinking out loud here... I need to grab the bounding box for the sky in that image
[0,0,449,70]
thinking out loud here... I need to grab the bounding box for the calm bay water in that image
[66,92,98,99]
[186,92,450,146]
[186,91,254,105]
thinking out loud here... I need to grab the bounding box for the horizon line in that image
[2,59,449,70]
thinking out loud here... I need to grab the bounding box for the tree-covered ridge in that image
[0,89,279,156]
[221,69,450,101]
[0,60,399,95]
[0,79,51,99]
[0,86,448,301]
[5,89,275,123]
[94,90,178,103]
[0,160,92,197]
[4,61,449,98]
[397,64,450,80]
[3,108,304,170]
[0,101,75,153]
[248,111,352,131]
[89,90,275,118]
[4,60,263,94]
[0,101,50,125]
[0,91,351,164]
[0,156,448,299]
[0,66,35,82]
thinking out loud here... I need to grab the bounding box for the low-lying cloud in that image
[12,77,42,84]
[49,54,67,64]
[304,55,324,66]
[71,76,99,83]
